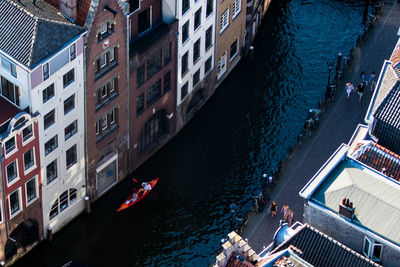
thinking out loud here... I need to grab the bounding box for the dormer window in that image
[97,21,115,42]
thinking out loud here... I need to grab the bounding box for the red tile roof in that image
[226,252,255,267]
[354,142,400,181]
[0,96,20,126]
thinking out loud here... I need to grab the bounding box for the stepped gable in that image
[0,0,84,68]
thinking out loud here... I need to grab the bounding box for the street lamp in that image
[327,59,334,90]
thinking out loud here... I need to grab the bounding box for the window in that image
[44,109,55,129]
[101,22,107,34]
[66,144,77,169]
[70,43,76,61]
[220,9,229,33]
[26,177,37,203]
[109,48,115,62]
[137,64,145,88]
[95,47,118,76]
[194,8,202,30]
[101,85,107,99]
[182,0,190,15]
[137,94,144,115]
[5,137,15,154]
[363,237,383,262]
[217,52,227,78]
[110,109,116,125]
[146,79,162,106]
[63,69,75,88]
[22,124,33,142]
[182,52,189,76]
[230,39,238,60]
[181,82,188,101]
[49,188,78,220]
[9,189,20,216]
[96,120,100,135]
[65,120,78,140]
[205,26,213,50]
[64,94,75,115]
[43,63,49,80]
[138,8,151,34]
[6,161,17,183]
[101,53,107,68]
[182,21,189,44]
[206,0,213,17]
[164,42,172,66]
[42,83,55,103]
[193,69,200,87]
[1,76,20,106]
[193,39,200,63]
[147,50,162,80]
[0,200,3,223]
[24,149,35,171]
[45,135,58,155]
[1,55,17,77]
[205,56,212,73]
[163,71,171,93]
[232,0,241,19]
[101,115,107,130]
[97,21,115,42]
[47,159,58,184]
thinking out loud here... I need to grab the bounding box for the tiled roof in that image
[373,81,400,153]
[0,0,85,68]
[270,224,381,267]
[351,141,400,181]
[0,96,20,126]
[226,252,255,267]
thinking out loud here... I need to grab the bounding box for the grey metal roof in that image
[0,0,85,68]
[270,224,381,267]
[312,160,400,245]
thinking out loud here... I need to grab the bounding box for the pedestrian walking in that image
[287,209,294,226]
[345,82,354,101]
[361,71,367,86]
[269,200,278,218]
[281,204,289,221]
[357,82,366,103]
[369,71,376,92]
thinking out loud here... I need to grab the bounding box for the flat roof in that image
[0,96,20,126]
[312,160,400,245]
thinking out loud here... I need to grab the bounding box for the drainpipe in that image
[82,34,91,203]
[126,14,131,160]
[0,156,10,238]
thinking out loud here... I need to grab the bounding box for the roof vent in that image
[339,198,355,219]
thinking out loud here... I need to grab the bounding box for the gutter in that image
[126,15,130,153]
[0,157,9,238]
[83,35,90,199]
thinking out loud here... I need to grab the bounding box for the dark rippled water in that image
[14,1,366,266]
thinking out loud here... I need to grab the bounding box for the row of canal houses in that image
[0,0,271,263]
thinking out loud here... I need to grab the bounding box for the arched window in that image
[138,110,167,153]
[49,188,78,220]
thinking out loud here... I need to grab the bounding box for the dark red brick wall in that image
[130,0,162,39]
[85,0,129,200]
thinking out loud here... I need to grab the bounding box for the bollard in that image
[85,196,91,214]
[335,53,342,76]
[47,226,53,243]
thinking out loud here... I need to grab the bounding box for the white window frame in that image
[96,121,100,135]
[22,123,34,145]
[232,0,241,19]
[70,43,76,61]
[109,48,114,62]
[109,78,116,94]
[230,38,239,62]
[43,62,49,80]
[110,109,116,125]
[363,236,371,257]
[46,159,58,185]
[6,159,19,187]
[101,22,107,34]
[217,52,227,79]
[101,85,107,99]
[372,242,383,261]
[25,175,38,206]
[4,135,17,158]
[101,53,107,68]
[0,200,3,224]
[23,147,36,175]
[220,8,229,34]
[8,188,22,219]
[63,94,76,115]
[101,115,107,130]
[44,109,56,130]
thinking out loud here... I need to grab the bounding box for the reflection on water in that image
[14,0,366,266]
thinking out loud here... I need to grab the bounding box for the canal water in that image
[14,0,367,266]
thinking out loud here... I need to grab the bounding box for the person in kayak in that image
[137,182,152,195]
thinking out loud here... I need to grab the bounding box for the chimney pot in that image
[349,202,353,208]
[345,198,350,207]
[342,197,346,205]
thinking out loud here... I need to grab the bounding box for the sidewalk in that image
[241,1,400,252]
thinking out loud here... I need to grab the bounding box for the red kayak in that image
[117,177,159,212]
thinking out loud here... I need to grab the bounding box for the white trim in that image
[101,115,107,130]
[363,236,372,257]
[21,123,34,146]
[25,175,39,207]
[23,147,37,176]
[232,0,241,19]
[8,187,22,219]
[0,200,3,224]
[96,153,118,173]
[3,135,18,158]
[6,159,19,187]
[220,8,229,34]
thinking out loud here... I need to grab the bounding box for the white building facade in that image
[29,36,87,235]
[175,0,216,105]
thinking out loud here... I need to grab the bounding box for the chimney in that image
[60,0,77,21]
[339,198,355,219]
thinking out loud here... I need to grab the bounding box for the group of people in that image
[345,71,376,103]
[269,201,294,226]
